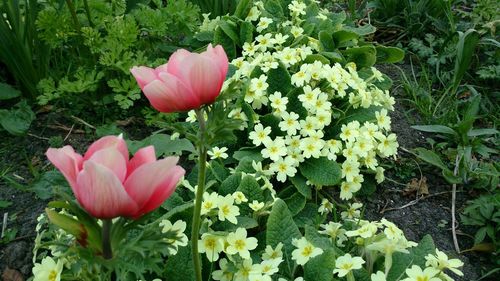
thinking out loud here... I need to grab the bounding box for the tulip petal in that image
[83,135,129,163]
[143,74,200,112]
[46,146,83,192]
[126,146,156,178]
[76,161,138,219]
[130,66,157,90]
[124,157,185,217]
[166,49,192,75]
[204,44,229,79]
[177,54,224,105]
[87,148,127,182]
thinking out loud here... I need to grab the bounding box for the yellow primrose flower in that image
[208,146,229,160]
[201,192,220,215]
[402,265,440,281]
[262,242,284,260]
[33,256,63,281]
[371,271,386,281]
[225,228,258,259]
[375,109,391,131]
[318,198,333,215]
[291,237,323,265]
[212,258,234,281]
[199,233,225,262]
[425,249,464,276]
[250,124,272,146]
[333,253,365,277]
[249,200,265,211]
[217,194,240,224]
[341,202,363,219]
[232,191,248,204]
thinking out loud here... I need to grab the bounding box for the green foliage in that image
[0,0,49,99]
[35,0,200,112]
[0,100,35,136]
[387,235,436,281]
[461,194,500,250]
[299,157,342,187]
[412,96,499,186]
[266,199,301,276]
[127,134,196,156]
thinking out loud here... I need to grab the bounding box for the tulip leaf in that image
[299,157,341,186]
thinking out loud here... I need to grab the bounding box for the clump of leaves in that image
[35,0,200,112]
[461,193,500,259]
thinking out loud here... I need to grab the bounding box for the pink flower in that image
[131,44,229,113]
[46,135,185,219]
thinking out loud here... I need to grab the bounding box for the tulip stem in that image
[192,108,207,281]
[102,219,113,260]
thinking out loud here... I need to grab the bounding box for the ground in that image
[0,66,498,280]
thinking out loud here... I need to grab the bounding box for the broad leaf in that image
[0,82,21,100]
[299,157,341,186]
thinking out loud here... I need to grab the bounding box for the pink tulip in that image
[130,44,228,113]
[46,135,185,219]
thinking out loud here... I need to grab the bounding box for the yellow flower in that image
[225,228,258,259]
[333,253,365,277]
[33,257,63,281]
[291,237,323,265]
[402,265,440,281]
[425,249,464,276]
[199,233,225,262]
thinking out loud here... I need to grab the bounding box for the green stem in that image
[347,271,355,281]
[102,219,113,259]
[191,108,208,281]
[82,0,93,27]
[65,0,81,33]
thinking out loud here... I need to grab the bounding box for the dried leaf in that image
[403,177,429,196]
[2,268,24,281]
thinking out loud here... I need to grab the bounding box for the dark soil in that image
[360,64,499,281]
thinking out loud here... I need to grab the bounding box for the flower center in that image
[49,270,58,281]
[234,239,246,250]
[301,245,313,257]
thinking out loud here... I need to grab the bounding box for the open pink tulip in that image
[130,44,228,113]
[46,135,185,219]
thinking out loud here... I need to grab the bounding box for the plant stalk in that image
[102,219,113,259]
[191,108,208,281]
[82,0,94,27]
[451,154,461,253]
[65,0,81,33]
